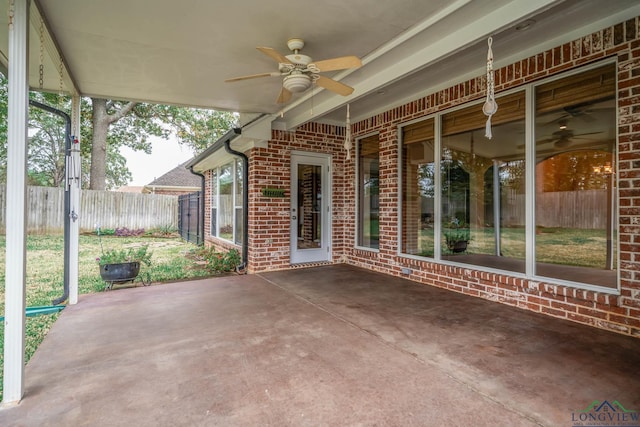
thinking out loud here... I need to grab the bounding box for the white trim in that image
[433,115,442,261]
[525,85,536,277]
[3,0,29,406]
[280,0,560,130]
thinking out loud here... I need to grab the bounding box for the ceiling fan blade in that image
[257,47,292,64]
[276,87,292,104]
[310,56,362,72]
[225,72,281,82]
[554,138,572,148]
[315,75,354,96]
[573,131,604,137]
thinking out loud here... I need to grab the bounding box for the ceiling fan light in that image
[283,74,312,93]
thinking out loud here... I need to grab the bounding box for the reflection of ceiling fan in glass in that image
[224,38,361,104]
[537,120,603,148]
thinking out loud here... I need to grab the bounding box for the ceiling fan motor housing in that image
[283,73,312,93]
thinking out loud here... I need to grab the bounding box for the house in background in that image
[142,161,201,196]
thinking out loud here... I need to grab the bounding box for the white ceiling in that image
[1,0,639,133]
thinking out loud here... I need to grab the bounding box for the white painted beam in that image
[282,0,559,130]
[2,0,30,406]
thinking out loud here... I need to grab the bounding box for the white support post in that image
[68,95,82,305]
[3,0,30,406]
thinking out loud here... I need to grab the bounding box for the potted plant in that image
[96,227,153,288]
[444,229,471,253]
[444,217,470,253]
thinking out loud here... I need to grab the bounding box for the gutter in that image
[186,114,269,273]
[29,100,71,305]
[223,128,248,273]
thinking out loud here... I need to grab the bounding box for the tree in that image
[27,91,68,187]
[0,74,237,189]
[87,99,236,190]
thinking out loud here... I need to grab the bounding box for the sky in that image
[120,136,196,186]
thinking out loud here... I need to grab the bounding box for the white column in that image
[68,95,82,305]
[3,0,30,405]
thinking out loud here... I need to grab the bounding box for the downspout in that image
[223,127,248,273]
[29,100,71,305]
[188,166,206,246]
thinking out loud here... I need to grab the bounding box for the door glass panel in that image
[297,164,322,250]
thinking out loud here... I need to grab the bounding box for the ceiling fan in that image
[225,38,361,104]
[537,120,603,148]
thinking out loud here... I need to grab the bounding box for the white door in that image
[290,152,331,264]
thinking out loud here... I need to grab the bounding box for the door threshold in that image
[290,261,333,269]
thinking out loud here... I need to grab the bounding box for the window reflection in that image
[441,93,526,272]
[402,118,435,257]
[534,64,617,287]
[358,135,380,249]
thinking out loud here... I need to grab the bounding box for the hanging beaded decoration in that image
[344,103,352,160]
[483,37,498,139]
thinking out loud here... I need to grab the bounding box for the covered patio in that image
[3,0,640,412]
[1,265,638,426]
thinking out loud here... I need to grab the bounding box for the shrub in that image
[197,247,241,274]
[114,227,145,237]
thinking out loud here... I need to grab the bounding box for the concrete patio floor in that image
[1,264,639,426]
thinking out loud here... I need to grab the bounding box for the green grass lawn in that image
[416,227,613,269]
[0,233,214,401]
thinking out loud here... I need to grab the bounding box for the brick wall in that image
[345,17,640,337]
[209,17,640,337]
[246,125,348,272]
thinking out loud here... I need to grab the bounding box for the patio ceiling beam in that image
[279,0,559,130]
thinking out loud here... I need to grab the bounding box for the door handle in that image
[292,216,297,220]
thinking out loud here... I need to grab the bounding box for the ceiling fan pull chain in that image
[483,36,497,139]
[344,104,352,161]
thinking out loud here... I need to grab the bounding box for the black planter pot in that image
[99,261,141,283]
[448,240,469,253]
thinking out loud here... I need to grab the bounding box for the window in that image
[234,158,244,246]
[402,118,435,256]
[534,64,616,287]
[209,160,244,244]
[209,169,217,237]
[441,92,526,272]
[399,62,617,289]
[219,163,234,241]
[357,135,380,249]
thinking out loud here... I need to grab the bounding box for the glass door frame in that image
[290,151,332,264]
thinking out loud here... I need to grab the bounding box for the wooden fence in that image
[505,189,609,229]
[0,186,178,233]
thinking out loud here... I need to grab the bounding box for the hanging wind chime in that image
[483,37,497,139]
[344,103,352,160]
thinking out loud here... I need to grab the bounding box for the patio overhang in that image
[2,0,638,134]
[3,0,640,408]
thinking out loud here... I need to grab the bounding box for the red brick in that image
[609,314,640,328]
